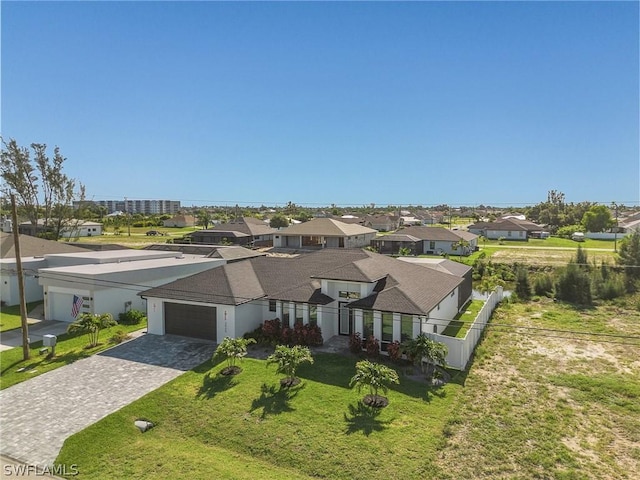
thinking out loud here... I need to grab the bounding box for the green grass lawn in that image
[0,323,145,390]
[441,300,485,338]
[56,353,464,479]
[55,298,640,479]
[0,301,43,332]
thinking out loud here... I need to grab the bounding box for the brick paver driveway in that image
[0,334,215,467]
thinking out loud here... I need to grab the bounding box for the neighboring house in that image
[369,234,423,255]
[185,217,276,247]
[0,232,90,306]
[619,218,640,234]
[58,221,103,238]
[37,250,226,322]
[18,220,103,238]
[273,218,377,249]
[371,226,478,256]
[140,248,471,344]
[468,218,544,241]
[362,214,400,232]
[163,214,196,228]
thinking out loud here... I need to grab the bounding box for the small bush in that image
[386,341,402,362]
[533,273,554,297]
[261,318,282,343]
[349,332,363,354]
[118,309,146,325]
[109,330,131,344]
[365,335,380,358]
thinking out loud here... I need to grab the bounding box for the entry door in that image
[338,302,352,336]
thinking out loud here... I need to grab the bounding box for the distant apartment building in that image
[74,199,181,215]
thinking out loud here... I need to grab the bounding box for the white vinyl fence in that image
[425,286,504,370]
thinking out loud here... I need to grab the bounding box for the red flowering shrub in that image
[349,332,363,354]
[365,335,380,358]
[386,341,402,362]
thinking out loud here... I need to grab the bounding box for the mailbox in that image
[43,334,57,347]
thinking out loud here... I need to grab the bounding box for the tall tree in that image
[1,138,81,239]
[617,232,640,290]
[581,205,614,233]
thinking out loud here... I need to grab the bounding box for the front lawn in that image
[0,302,44,332]
[56,353,464,479]
[0,323,145,390]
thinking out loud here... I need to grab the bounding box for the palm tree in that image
[451,239,470,258]
[67,312,116,348]
[349,360,399,408]
[402,333,448,379]
[266,345,313,387]
[213,337,256,375]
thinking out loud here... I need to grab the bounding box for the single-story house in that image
[371,226,478,256]
[273,218,378,249]
[468,218,545,241]
[361,214,400,232]
[185,217,276,247]
[17,220,103,238]
[38,250,226,322]
[163,214,196,228]
[1,232,91,306]
[140,248,472,346]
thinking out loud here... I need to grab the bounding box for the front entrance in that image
[338,302,353,336]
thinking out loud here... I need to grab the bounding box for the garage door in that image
[164,303,217,341]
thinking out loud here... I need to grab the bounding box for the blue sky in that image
[2,1,638,208]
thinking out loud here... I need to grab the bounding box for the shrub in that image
[365,335,380,358]
[386,341,402,362]
[349,332,363,354]
[109,329,131,345]
[118,309,146,325]
[290,322,323,346]
[533,273,554,297]
[261,318,282,344]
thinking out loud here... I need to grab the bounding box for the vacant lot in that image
[436,298,640,479]
[55,298,640,479]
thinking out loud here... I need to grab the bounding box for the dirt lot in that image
[490,247,616,267]
[435,297,640,479]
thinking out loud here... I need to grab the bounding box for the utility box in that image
[43,334,57,347]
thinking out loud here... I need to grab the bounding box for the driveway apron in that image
[0,334,215,467]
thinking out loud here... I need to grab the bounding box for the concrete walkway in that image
[0,334,215,467]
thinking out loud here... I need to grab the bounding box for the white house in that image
[140,249,471,345]
[38,250,226,322]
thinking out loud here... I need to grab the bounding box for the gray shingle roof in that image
[140,248,463,316]
[0,232,90,259]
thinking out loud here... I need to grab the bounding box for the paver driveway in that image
[0,334,215,467]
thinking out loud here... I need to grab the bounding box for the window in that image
[363,310,374,339]
[269,300,277,312]
[382,312,393,343]
[282,302,290,327]
[429,241,435,250]
[295,303,304,325]
[339,291,360,299]
[401,314,413,343]
[309,305,317,326]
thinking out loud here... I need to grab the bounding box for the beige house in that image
[163,214,196,228]
[273,218,377,249]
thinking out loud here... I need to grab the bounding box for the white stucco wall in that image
[1,258,47,306]
[423,287,459,334]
